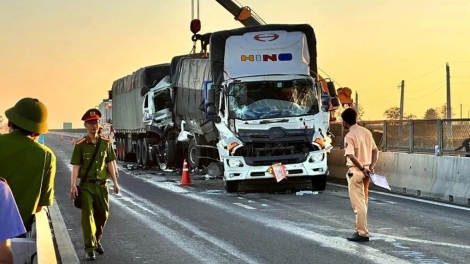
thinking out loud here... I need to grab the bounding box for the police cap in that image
[81,109,102,122]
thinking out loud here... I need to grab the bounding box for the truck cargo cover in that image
[170,57,212,125]
[209,24,317,87]
[112,64,170,130]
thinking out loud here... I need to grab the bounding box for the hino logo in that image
[253,33,279,42]
[240,53,293,62]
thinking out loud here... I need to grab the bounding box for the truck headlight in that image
[309,153,324,162]
[227,159,243,167]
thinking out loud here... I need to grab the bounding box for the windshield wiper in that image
[259,119,289,124]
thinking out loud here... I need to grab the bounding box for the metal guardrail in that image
[329,119,470,156]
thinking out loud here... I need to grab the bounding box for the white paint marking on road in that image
[328,183,470,212]
[261,204,269,207]
[237,196,245,200]
[374,234,470,250]
[140,176,411,264]
[114,189,265,264]
[233,203,256,210]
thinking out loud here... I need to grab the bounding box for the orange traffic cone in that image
[180,159,192,186]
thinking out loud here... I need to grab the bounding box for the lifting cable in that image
[190,0,201,54]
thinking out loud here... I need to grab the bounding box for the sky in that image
[0,0,469,129]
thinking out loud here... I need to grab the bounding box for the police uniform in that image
[0,98,56,232]
[344,123,377,239]
[70,109,116,257]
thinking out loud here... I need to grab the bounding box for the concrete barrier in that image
[12,203,79,264]
[12,209,57,264]
[327,150,470,206]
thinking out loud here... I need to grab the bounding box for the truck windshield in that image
[227,78,318,120]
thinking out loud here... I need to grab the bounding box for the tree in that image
[404,113,417,119]
[335,106,365,121]
[438,103,454,119]
[383,107,417,120]
[423,108,439,119]
[383,107,401,120]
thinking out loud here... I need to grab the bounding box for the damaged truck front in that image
[203,24,334,192]
[140,24,334,192]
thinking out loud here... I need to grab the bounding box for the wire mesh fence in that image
[329,119,470,156]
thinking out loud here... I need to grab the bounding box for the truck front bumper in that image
[223,150,328,181]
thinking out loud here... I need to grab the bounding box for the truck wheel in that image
[142,138,152,167]
[164,140,175,168]
[122,138,129,162]
[136,139,143,166]
[187,139,199,170]
[116,139,122,161]
[120,138,126,161]
[311,175,327,191]
[224,180,239,193]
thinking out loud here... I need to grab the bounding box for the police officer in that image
[69,109,119,261]
[342,108,378,242]
[0,97,56,233]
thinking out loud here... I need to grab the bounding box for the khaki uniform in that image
[344,124,377,237]
[70,135,116,253]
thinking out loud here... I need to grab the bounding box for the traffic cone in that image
[180,159,192,186]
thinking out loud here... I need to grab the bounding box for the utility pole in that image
[460,104,462,119]
[399,80,405,137]
[355,92,359,112]
[445,63,453,146]
[446,63,451,119]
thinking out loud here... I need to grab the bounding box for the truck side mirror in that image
[204,81,218,118]
[321,93,331,112]
[140,86,149,97]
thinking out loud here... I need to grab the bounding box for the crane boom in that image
[215,0,264,26]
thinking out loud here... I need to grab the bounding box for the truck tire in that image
[311,175,327,191]
[224,180,239,193]
[142,138,152,167]
[187,138,199,170]
[116,139,122,161]
[136,139,143,166]
[164,140,175,168]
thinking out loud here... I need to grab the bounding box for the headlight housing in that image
[227,159,244,167]
[309,153,325,162]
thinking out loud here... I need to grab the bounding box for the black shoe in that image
[95,243,104,254]
[346,232,369,242]
[86,252,96,261]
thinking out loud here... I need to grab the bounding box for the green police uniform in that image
[0,130,56,229]
[70,109,116,254]
[0,98,56,232]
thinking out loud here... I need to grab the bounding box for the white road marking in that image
[328,183,470,212]
[233,203,256,210]
[138,176,412,264]
[114,189,264,264]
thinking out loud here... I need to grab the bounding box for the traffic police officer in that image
[341,108,378,242]
[69,109,119,261]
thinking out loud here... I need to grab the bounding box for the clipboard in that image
[370,174,391,191]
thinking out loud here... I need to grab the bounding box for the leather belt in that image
[85,179,107,185]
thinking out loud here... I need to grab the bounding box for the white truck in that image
[135,24,336,192]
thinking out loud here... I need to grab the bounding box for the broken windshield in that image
[227,79,318,120]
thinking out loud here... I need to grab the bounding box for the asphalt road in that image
[46,134,470,264]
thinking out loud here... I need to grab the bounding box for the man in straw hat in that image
[0,97,56,233]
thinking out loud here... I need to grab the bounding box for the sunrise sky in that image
[1,0,469,129]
